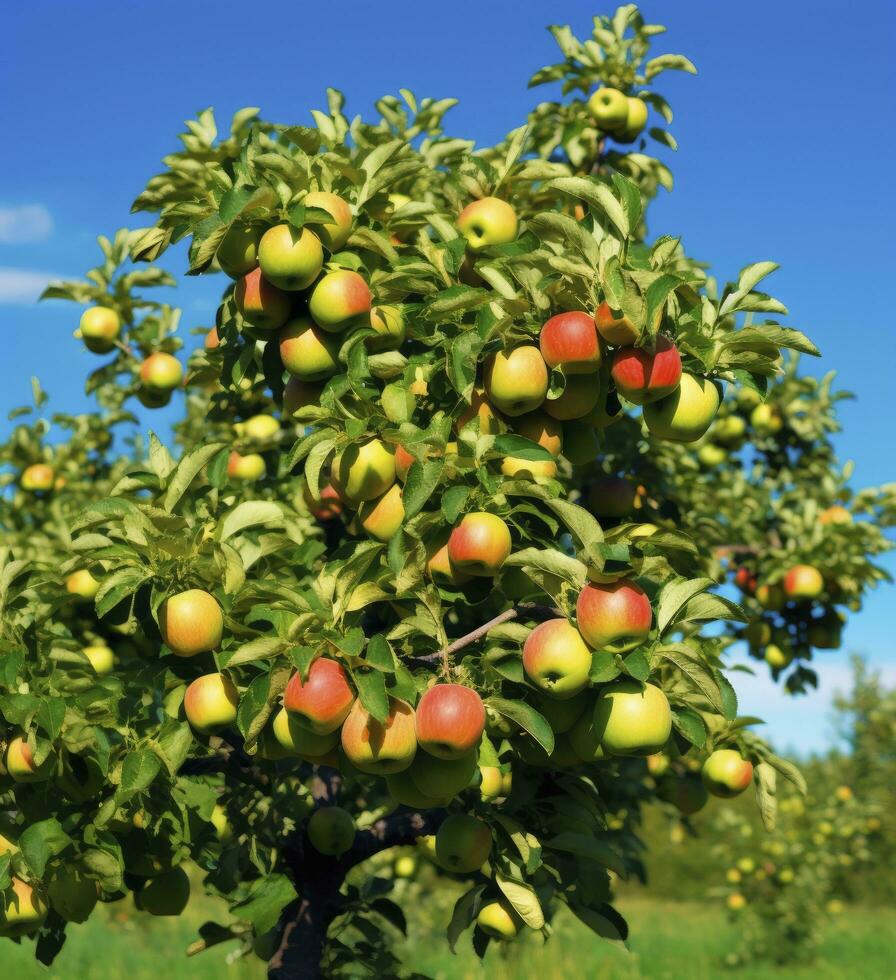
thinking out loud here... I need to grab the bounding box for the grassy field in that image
[2,895,893,978]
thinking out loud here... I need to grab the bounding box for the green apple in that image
[217,223,261,278]
[476,898,522,941]
[592,680,672,756]
[587,87,629,130]
[309,270,372,332]
[457,197,518,250]
[279,318,341,381]
[258,224,324,291]
[307,806,355,856]
[304,191,353,251]
[643,373,721,443]
[522,619,593,699]
[135,867,190,916]
[331,439,396,503]
[79,306,121,353]
[484,345,549,416]
[407,748,478,798]
[139,352,183,391]
[0,877,48,936]
[435,814,491,873]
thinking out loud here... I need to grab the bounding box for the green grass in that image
[2,895,893,978]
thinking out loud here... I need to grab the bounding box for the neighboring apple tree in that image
[1,6,892,978]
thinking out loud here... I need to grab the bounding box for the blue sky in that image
[3,0,894,753]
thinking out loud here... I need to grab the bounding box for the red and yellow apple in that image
[340,697,417,774]
[21,463,55,492]
[415,684,485,759]
[576,578,652,652]
[283,658,355,735]
[357,484,405,541]
[227,450,265,482]
[304,191,353,252]
[159,589,224,657]
[309,270,371,332]
[610,337,682,405]
[184,672,239,734]
[539,311,602,374]
[447,512,512,576]
[258,225,324,290]
[66,569,100,599]
[523,619,593,700]
[783,564,824,600]
[235,267,292,331]
[484,346,549,417]
[79,306,121,353]
[279,318,341,380]
[702,748,753,798]
[595,302,639,346]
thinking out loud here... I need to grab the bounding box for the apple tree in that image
[0,6,892,978]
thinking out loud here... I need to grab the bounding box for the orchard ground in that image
[3,883,892,979]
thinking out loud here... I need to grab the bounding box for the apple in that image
[239,414,280,444]
[534,690,590,733]
[663,775,709,815]
[204,326,220,350]
[304,191,353,251]
[702,748,754,798]
[561,421,599,465]
[646,753,669,777]
[284,658,355,735]
[79,306,121,353]
[610,337,682,405]
[357,484,405,541]
[367,305,406,351]
[477,899,522,941]
[47,865,98,923]
[783,564,824,600]
[66,569,100,599]
[0,832,17,856]
[820,505,852,526]
[500,456,557,480]
[394,854,417,878]
[272,708,340,758]
[727,893,747,911]
[623,96,648,136]
[479,766,505,800]
[83,644,115,675]
[595,302,639,346]
[522,619,593,699]
[309,270,372,333]
[303,481,344,521]
[307,807,355,857]
[21,463,55,492]
[217,223,261,278]
[279,318,341,380]
[514,411,562,456]
[258,225,324,291]
[139,352,183,392]
[734,567,758,595]
[415,684,485,759]
[5,737,54,782]
[807,613,843,650]
[567,707,606,762]
[210,804,231,842]
[756,583,784,611]
[750,403,783,436]
[235,267,292,331]
[227,450,266,482]
[744,620,771,648]
[456,388,503,435]
[435,814,492,873]
[425,537,472,587]
[587,87,629,130]
[331,439,396,503]
[697,444,727,467]
[713,415,746,445]
[543,374,601,421]
[592,680,672,756]
[457,197,518,249]
[576,579,652,653]
[283,377,325,417]
[407,748,478,798]
[539,311,602,374]
[341,697,417,774]
[643,373,721,442]
[764,644,792,670]
[588,476,636,518]
[484,346,549,416]
[136,386,172,409]
[135,867,190,916]
[0,877,48,936]
[159,589,224,657]
[385,768,452,809]
[184,672,239,734]
[447,512,512,576]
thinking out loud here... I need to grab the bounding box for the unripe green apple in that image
[534,689,590,734]
[307,806,355,856]
[0,877,48,936]
[697,444,727,467]
[279,318,341,381]
[750,403,783,436]
[479,766,504,800]
[756,582,785,611]
[523,619,593,699]
[273,708,340,758]
[5,737,54,783]
[283,377,325,417]
[340,697,417,774]
[435,814,492,873]
[47,865,98,923]
[415,684,485,760]
[712,415,746,445]
[514,411,563,456]
[594,302,639,346]
[304,191,353,251]
[807,612,843,650]
[135,867,190,916]
[611,337,682,405]
[702,748,754,798]
[385,768,453,809]
[139,352,183,392]
[235,267,292,331]
[237,414,280,444]
[476,898,522,941]
[258,224,324,290]
[367,305,406,352]
[217,223,261,278]
[447,512,512,576]
[623,95,648,135]
[744,619,772,648]
[764,644,793,670]
[587,87,630,130]
[21,463,55,492]
[210,804,231,842]
[79,306,121,353]
[663,774,709,815]
[457,197,518,250]
[331,439,396,503]
[561,421,600,465]
[159,589,224,657]
[543,374,601,421]
[136,386,172,409]
[66,568,100,599]
[592,680,672,756]
[576,578,652,653]
[783,564,824,600]
[358,484,405,541]
[227,450,266,482]
[539,311,602,374]
[484,345,549,417]
[184,672,239,734]
[394,854,417,878]
[83,644,115,675]
[644,373,721,443]
[408,748,478,798]
[588,475,637,518]
[567,705,607,762]
[309,270,372,333]
[284,658,355,735]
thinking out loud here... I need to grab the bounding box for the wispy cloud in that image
[0,268,61,304]
[0,204,53,244]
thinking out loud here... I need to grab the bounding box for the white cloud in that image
[0,268,61,304]
[0,204,53,244]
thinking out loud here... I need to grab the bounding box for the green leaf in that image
[354,669,389,723]
[403,459,445,520]
[447,885,484,952]
[220,501,284,541]
[19,820,72,878]
[492,434,554,462]
[365,635,396,672]
[622,648,650,682]
[544,176,629,238]
[441,486,471,524]
[231,873,298,935]
[221,637,288,668]
[495,873,544,929]
[545,833,627,877]
[754,761,777,831]
[485,697,554,754]
[590,650,620,684]
[671,707,707,747]
[655,577,715,635]
[117,749,162,801]
[162,443,228,512]
[569,902,628,941]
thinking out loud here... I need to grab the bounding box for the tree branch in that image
[343,806,447,870]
